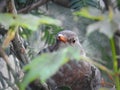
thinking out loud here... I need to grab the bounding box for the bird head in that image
[56,30,81,48]
[55,30,86,55]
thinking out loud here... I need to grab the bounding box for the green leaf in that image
[71,1,83,9]
[21,47,81,90]
[87,20,118,38]
[74,7,103,20]
[0,14,62,31]
[74,7,120,39]
[21,52,67,89]
[70,0,100,10]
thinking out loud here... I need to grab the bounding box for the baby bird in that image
[38,30,101,90]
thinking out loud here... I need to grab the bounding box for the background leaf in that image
[0,14,62,31]
[21,47,81,90]
[70,0,100,10]
[74,7,103,20]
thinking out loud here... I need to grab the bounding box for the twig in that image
[18,0,49,13]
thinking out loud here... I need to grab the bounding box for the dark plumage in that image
[47,60,101,90]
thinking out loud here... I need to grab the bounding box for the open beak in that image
[58,34,67,43]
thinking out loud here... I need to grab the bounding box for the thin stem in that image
[110,37,120,90]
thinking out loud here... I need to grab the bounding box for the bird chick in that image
[38,30,101,90]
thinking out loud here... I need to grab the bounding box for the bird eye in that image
[72,40,75,43]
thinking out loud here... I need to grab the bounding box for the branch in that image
[18,0,49,13]
[7,0,17,14]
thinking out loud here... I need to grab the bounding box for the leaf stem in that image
[110,37,120,90]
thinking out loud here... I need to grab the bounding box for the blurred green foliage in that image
[0,0,120,90]
[0,14,61,31]
[74,7,120,38]
[0,12,63,89]
[21,47,81,90]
